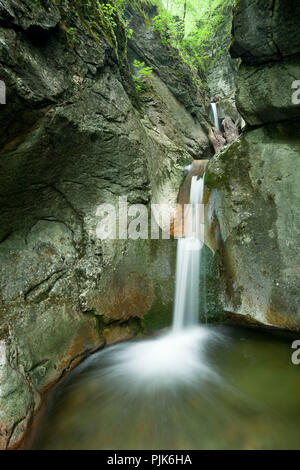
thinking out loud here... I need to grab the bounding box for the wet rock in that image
[222,116,239,143]
[209,126,227,153]
[216,95,241,128]
[206,121,300,329]
[230,0,300,65]
[125,3,210,128]
[103,325,137,345]
[236,54,300,125]
[201,0,239,99]
[207,0,300,330]
[0,0,60,31]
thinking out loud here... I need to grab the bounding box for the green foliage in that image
[32,0,232,82]
[97,2,118,28]
[77,1,119,31]
[132,75,145,94]
[132,58,152,94]
[66,26,76,45]
[133,59,153,77]
[152,14,168,43]
[149,0,233,74]
[127,28,133,38]
[50,1,129,48]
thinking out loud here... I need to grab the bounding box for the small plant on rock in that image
[133,59,153,77]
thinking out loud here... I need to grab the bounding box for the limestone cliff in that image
[204,0,239,100]
[207,0,300,329]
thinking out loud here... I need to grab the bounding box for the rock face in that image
[0,0,211,448]
[207,0,300,329]
[204,0,239,100]
[231,0,300,125]
[204,1,242,149]
[207,123,300,328]
[236,54,300,126]
[230,0,300,64]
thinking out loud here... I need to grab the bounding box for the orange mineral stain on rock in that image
[103,325,136,345]
[5,315,104,450]
[93,272,154,323]
[170,160,209,238]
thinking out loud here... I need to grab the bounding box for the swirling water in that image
[32,173,300,450]
[33,325,300,450]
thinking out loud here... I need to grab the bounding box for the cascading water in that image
[173,175,205,330]
[33,166,224,450]
[72,170,215,389]
[211,102,220,130]
[34,167,300,452]
[86,170,217,389]
[33,168,300,452]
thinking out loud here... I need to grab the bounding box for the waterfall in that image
[65,167,215,391]
[68,166,217,389]
[173,175,205,330]
[211,102,220,131]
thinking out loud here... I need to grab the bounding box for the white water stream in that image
[173,175,205,330]
[211,102,220,130]
[83,171,217,389]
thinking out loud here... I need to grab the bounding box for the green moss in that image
[127,317,144,334]
[199,247,225,323]
[143,287,173,331]
[204,168,222,189]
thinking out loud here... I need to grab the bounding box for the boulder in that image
[236,54,300,125]
[222,116,240,143]
[230,0,300,64]
[209,126,227,152]
[206,121,300,329]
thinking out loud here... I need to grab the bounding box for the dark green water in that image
[33,325,300,450]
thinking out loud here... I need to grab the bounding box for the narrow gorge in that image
[0,0,299,452]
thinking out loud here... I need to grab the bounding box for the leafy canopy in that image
[150,0,233,72]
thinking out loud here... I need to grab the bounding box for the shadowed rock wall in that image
[207,0,300,329]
